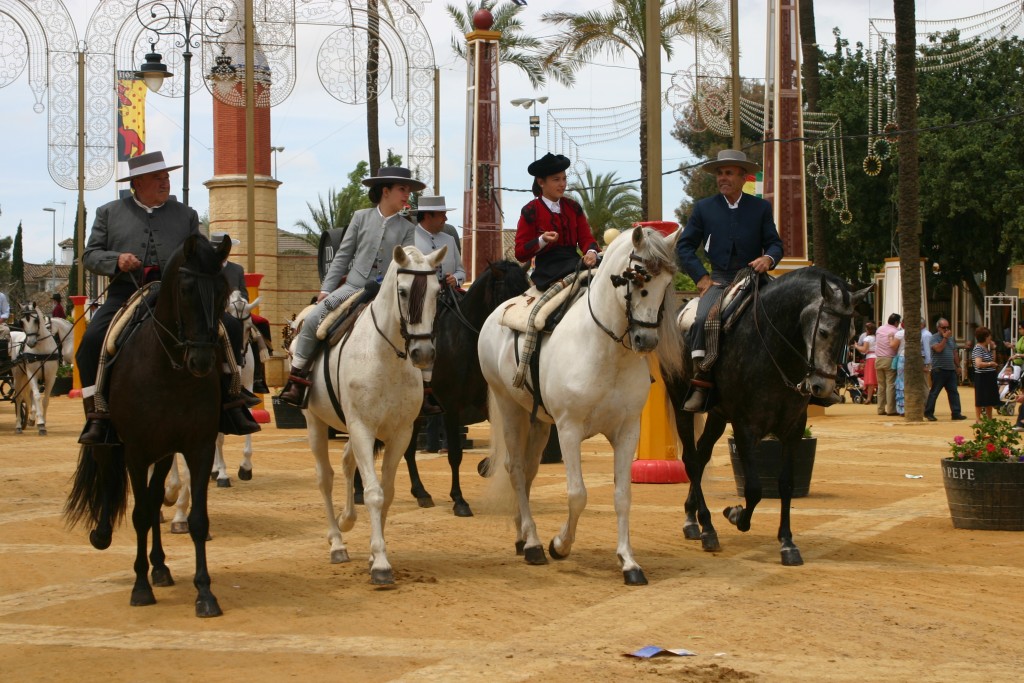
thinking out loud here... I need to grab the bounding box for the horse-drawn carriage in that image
[0,323,18,401]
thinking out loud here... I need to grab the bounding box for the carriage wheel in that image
[0,378,12,400]
[17,401,28,430]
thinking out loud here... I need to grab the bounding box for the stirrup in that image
[79,415,120,446]
[683,378,713,413]
[279,374,311,409]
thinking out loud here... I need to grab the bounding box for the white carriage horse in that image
[478,226,684,585]
[13,302,74,435]
[304,245,445,585]
[164,290,267,533]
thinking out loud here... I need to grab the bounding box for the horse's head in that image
[479,260,531,307]
[597,226,681,353]
[18,302,43,347]
[799,275,873,399]
[381,245,446,368]
[161,235,232,377]
[226,290,260,344]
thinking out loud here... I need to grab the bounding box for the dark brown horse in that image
[65,235,231,617]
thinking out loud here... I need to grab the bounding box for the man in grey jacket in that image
[280,166,427,408]
[76,151,259,444]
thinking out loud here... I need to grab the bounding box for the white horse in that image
[164,290,266,532]
[478,226,683,585]
[12,303,74,435]
[304,245,445,585]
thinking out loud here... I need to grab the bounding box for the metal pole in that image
[245,0,256,274]
[532,102,537,161]
[182,45,191,206]
[77,48,85,295]
[44,208,56,288]
[644,0,661,221]
[434,68,441,194]
[731,0,741,149]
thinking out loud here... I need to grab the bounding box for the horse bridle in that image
[588,251,664,349]
[371,267,437,359]
[151,266,222,371]
[752,276,852,396]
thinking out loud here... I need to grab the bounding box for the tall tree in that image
[446,1,574,88]
[799,0,828,269]
[893,0,924,420]
[568,170,642,246]
[66,208,87,298]
[11,222,24,305]
[540,0,726,218]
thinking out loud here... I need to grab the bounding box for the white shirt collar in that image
[132,195,164,214]
[541,196,561,213]
[723,193,742,210]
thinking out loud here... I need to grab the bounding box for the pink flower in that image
[954,435,965,445]
[986,442,996,452]
[1002,447,1011,456]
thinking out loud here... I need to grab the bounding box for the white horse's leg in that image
[213,433,229,485]
[38,362,55,435]
[609,422,646,585]
[239,435,253,479]
[308,415,348,563]
[339,441,358,532]
[495,391,547,564]
[549,422,587,561]
[171,454,192,534]
[349,425,393,585]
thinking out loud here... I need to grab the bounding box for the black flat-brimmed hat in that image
[701,149,759,175]
[528,153,571,178]
[361,166,427,192]
[116,151,183,182]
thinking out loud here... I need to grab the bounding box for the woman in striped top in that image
[971,326,1001,420]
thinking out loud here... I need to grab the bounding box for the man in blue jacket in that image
[676,149,784,412]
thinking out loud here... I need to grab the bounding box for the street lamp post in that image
[134,0,234,207]
[43,207,56,290]
[510,97,548,160]
[270,145,284,178]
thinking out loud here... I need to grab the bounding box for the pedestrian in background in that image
[971,326,1001,421]
[874,313,901,415]
[924,318,967,421]
[855,322,878,405]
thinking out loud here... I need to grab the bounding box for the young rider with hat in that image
[280,165,442,413]
[51,293,66,319]
[515,153,599,290]
[76,151,260,444]
[676,149,784,412]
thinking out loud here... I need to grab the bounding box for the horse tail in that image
[655,289,686,385]
[63,446,128,543]
[479,389,517,517]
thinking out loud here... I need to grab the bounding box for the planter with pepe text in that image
[728,431,816,498]
[943,417,1024,530]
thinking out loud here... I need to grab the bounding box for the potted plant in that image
[52,363,74,396]
[728,426,817,498]
[943,416,1024,530]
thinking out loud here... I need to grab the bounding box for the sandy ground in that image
[1,389,1023,683]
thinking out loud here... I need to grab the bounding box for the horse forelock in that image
[635,227,679,277]
[407,273,428,324]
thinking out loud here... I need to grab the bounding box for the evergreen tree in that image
[11,222,24,305]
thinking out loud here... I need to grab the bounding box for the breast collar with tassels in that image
[370,266,437,359]
[588,250,663,349]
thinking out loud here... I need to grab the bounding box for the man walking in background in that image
[924,318,967,421]
[875,313,901,415]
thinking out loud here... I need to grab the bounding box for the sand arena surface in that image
[1,390,1022,682]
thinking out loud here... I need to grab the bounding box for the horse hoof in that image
[453,501,473,518]
[130,589,156,606]
[477,458,491,477]
[523,545,548,565]
[216,478,231,488]
[210,471,218,481]
[781,547,804,566]
[195,598,223,618]
[330,548,351,564]
[38,427,47,436]
[701,533,722,553]
[548,539,567,560]
[89,529,112,550]
[353,491,364,506]
[151,567,175,588]
[416,496,435,509]
[514,540,525,556]
[370,568,395,585]
[623,568,648,586]
[170,521,189,534]
[682,523,702,541]
[237,466,252,481]
[723,506,746,529]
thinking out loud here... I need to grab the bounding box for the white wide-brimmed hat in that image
[211,232,241,246]
[116,151,182,182]
[702,149,760,175]
[417,195,459,212]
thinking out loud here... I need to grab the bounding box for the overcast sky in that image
[0,0,1008,265]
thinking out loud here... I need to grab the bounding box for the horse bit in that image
[371,267,437,360]
[588,251,663,348]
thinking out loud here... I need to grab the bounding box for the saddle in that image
[104,282,160,356]
[677,269,762,371]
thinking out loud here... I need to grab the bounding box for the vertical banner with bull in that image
[116,70,147,197]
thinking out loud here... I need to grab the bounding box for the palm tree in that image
[893,0,924,420]
[293,162,374,248]
[540,0,726,217]
[568,171,642,247]
[446,1,573,88]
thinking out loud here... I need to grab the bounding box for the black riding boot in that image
[279,365,311,408]
[79,395,119,445]
[221,376,261,436]
[683,371,714,413]
[419,381,443,417]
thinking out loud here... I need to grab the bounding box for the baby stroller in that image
[997,359,1021,415]
[837,360,866,404]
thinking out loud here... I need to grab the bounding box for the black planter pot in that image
[272,397,306,429]
[728,437,817,498]
[51,376,73,396]
[941,458,1024,531]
